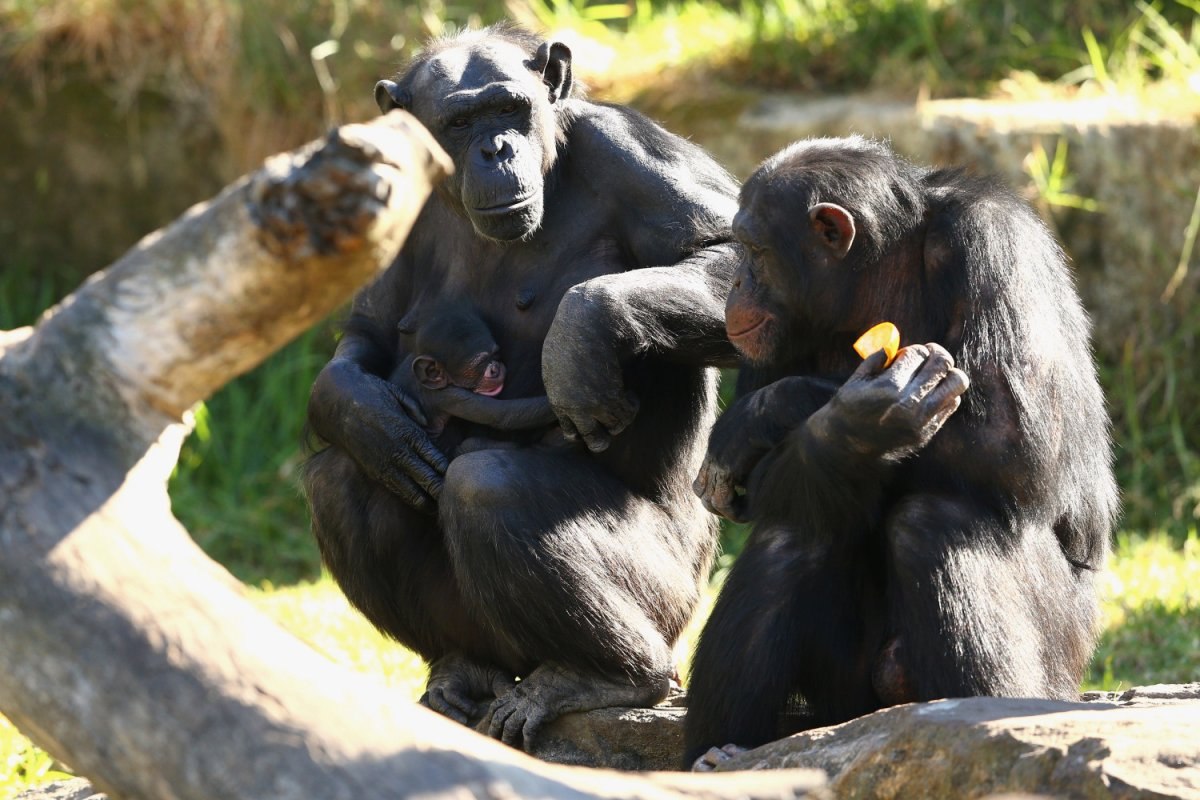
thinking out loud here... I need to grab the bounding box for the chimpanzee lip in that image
[474,194,537,214]
[728,317,768,339]
[475,383,505,396]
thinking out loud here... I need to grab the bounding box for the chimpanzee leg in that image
[438,447,716,749]
[304,448,513,720]
[885,495,1100,701]
[683,525,883,767]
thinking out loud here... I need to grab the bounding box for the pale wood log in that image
[0,110,825,799]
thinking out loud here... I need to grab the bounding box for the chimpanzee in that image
[684,136,1117,768]
[301,23,743,748]
[390,300,558,454]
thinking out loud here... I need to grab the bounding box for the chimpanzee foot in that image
[873,636,917,706]
[691,744,748,772]
[477,664,669,750]
[420,653,516,726]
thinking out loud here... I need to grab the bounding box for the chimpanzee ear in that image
[531,41,573,104]
[412,356,447,389]
[375,80,411,114]
[809,202,856,260]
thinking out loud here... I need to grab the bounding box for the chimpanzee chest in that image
[413,231,629,398]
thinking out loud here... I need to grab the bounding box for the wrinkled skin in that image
[684,136,1117,768]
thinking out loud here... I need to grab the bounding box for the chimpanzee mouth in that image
[474,194,537,215]
[727,317,768,340]
[474,383,505,397]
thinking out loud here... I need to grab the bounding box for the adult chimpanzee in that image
[684,136,1117,768]
[301,23,743,748]
[390,300,558,452]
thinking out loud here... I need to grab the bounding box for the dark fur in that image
[302,25,740,746]
[390,301,557,448]
[684,136,1117,764]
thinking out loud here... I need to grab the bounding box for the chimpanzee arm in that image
[544,245,740,452]
[541,106,741,452]
[306,313,449,514]
[693,376,838,522]
[759,345,968,525]
[426,388,557,431]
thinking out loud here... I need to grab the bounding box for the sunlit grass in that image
[1086,532,1200,690]
[0,717,72,797]
[248,576,429,696]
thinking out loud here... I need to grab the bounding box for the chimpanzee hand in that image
[810,343,970,463]
[694,376,834,522]
[541,290,640,453]
[313,359,448,513]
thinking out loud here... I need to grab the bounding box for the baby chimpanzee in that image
[392,301,559,455]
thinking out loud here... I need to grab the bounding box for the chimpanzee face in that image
[413,349,506,395]
[724,172,858,365]
[376,37,572,243]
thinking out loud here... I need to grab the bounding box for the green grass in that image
[1086,532,1200,689]
[522,0,1200,100]
[167,326,334,585]
[0,718,72,798]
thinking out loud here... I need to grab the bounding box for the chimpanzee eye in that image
[499,103,518,115]
[449,116,470,130]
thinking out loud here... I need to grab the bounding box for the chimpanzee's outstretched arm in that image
[543,244,740,452]
[429,388,557,430]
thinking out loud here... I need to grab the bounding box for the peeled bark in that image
[0,110,825,800]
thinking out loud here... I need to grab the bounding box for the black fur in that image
[685,136,1117,765]
[303,25,740,747]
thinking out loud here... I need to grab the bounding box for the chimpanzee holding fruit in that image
[685,136,1117,769]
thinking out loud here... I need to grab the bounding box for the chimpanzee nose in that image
[485,362,501,379]
[481,135,511,161]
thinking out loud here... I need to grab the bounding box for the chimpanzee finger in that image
[563,411,612,452]
[403,427,450,478]
[697,466,748,522]
[848,347,891,381]
[558,415,579,442]
[387,383,429,428]
[902,343,957,404]
[380,469,437,515]
[424,688,472,725]
[582,425,613,453]
[921,366,970,421]
[883,343,932,387]
[599,390,641,436]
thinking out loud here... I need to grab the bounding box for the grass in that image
[167,326,334,585]
[518,0,1200,101]
[1086,532,1200,689]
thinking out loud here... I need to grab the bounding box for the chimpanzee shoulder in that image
[558,101,739,257]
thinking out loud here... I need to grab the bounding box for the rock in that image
[712,689,1200,800]
[1081,682,1200,707]
[528,690,688,771]
[13,779,107,800]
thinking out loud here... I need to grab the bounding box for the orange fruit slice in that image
[853,322,900,366]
